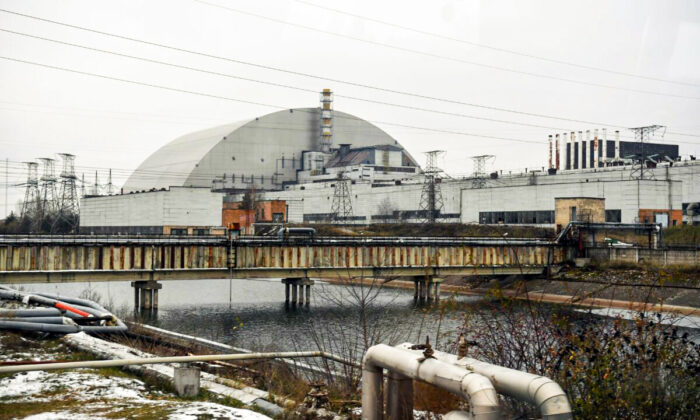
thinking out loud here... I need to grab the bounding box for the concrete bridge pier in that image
[413,276,442,302]
[283,278,314,306]
[132,280,163,311]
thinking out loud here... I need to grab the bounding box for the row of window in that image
[478,209,622,224]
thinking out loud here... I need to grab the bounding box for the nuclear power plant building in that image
[80,93,700,234]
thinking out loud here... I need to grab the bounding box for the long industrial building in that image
[81,91,700,233]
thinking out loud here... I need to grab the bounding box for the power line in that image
[0,27,575,133]
[2,32,698,146]
[1,7,698,139]
[191,0,700,101]
[292,0,700,88]
[0,55,551,145]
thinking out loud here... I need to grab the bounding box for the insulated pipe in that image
[0,320,81,334]
[396,345,572,420]
[0,290,90,318]
[362,344,500,420]
[0,308,63,317]
[0,316,76,325]
[0,350,358,374]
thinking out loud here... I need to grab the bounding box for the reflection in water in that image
[14,279,481,352]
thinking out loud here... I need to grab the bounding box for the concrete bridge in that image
[0,235,567,308]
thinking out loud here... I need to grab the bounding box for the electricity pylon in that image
[330,171,353,223]
[419,150,445,223]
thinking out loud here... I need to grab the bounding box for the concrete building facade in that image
[80,187,224,234]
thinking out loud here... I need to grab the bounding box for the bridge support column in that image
[432,278,443,302]
[282,278,314,307]
[413,281,419,301]
[131,280,163,311]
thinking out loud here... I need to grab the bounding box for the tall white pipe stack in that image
[615,130,620,161]
[593,129,599,169]
[578,131,584,170]
[602,128,607,166]
[548,135,553,169]
[569,132,575,170]
[555,134,560,170]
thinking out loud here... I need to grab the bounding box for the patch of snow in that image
[168,401,271,420]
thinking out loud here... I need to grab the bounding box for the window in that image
[570,206,577,222]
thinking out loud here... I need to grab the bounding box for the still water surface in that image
[14,279,480,352]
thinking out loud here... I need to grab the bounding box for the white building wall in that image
[460,180,682,224]
[81,187,224,227]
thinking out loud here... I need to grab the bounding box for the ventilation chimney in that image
[593,129,599,169]
[320,89,333,153]
[555,134,560,170]
[615,130,620,162]
[601,128,607,166]
[548,135,553,169]
[569,132,575,170]
[579,131,584,170]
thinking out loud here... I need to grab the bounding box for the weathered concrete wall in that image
[554,197,605,226]
[587,247,700,266]
[0,244,228,272]
[234,244,566,270]
[81,187,225,229]
[462,179,682,225]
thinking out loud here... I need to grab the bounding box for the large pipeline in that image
[396,344,573,420]
[0,285,127,334]
[362,344,500,420]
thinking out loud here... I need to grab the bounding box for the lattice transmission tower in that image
[471,155,495,188]
[330,171,353,223]
[629,125,665,180]
[419,150,445,223]
[54,153,80,231]
[37,157,58,224]
[20,162,40,223]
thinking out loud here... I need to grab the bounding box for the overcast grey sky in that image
[1,0,699,217]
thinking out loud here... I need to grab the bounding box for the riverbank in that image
[322,265,700,316]
[0,331,271,420]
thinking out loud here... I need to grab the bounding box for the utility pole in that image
[470,155,495,188]
[419,150,445,223]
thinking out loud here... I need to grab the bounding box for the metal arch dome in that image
[122,108,415,192]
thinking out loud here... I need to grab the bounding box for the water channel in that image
[12,278,700,355]
[13,279,480,352]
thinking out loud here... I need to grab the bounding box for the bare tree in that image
[376,196,399,223]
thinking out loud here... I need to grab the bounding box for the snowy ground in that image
[0,333,270,420]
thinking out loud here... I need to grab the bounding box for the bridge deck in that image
[0,235,565,283]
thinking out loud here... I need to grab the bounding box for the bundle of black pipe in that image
[0,285,127,334]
